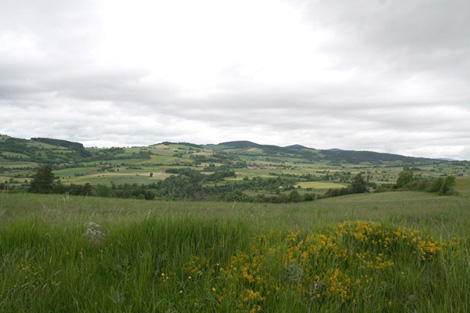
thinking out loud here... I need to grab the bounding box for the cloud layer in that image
[1,0,469,159]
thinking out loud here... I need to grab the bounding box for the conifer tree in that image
[29,165,54,193]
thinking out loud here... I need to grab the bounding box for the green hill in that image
[1,135,468,199]
[0,136,445,166]
[211,140,434,165]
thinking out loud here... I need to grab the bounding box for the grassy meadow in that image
[1,191,470,312]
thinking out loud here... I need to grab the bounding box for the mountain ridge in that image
[211,140,434,164]
[0,135,448,164]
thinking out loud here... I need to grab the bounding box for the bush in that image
[438,176,457,195]
[93,184,115,198]
[288,190,302,203]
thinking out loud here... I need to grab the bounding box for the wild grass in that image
[1,192,469,312]
[456,177,470,196]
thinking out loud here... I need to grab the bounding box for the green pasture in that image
[239,169,282,177]
[139,154,177,164]
[0,176,13,183]
[78,159,150,167]
[53,167,99,177]
[294,181,348,189]
[0,151,30,158]
[68,172,171,186]
[0,161,37,169]
[1,190,469,236]
[455,176,470,195]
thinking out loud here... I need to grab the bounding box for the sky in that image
[1,0,469,160]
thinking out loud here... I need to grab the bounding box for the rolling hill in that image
[1,135,468,197]
[210,140,434,164]
[0,135,451,167]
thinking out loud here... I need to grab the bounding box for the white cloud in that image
[0,0,469,160]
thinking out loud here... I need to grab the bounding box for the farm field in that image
[1,191,470,312]
[294,181,348,190]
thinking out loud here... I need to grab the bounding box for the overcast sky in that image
[1,0,469,159]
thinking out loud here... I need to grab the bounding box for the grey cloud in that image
[293,0,470,100]
[1,0,469,159]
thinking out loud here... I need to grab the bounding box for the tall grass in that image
[1,192,470,312]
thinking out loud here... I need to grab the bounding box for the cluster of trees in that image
[270,171,365,186]
[26,165,92,196]
[394,167,457,195]
[190,153,234,165]
[322,174,369,198]
[31,137,85,151]
[322,168,458,198]
[53,183,93,196]
[221,189,316,204]
[23,166,312,203]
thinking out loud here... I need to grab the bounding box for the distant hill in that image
[213,141,318,160]
[285,144,308,149]
[217,140,257,148]
[209,141,433,165]
[159,141,203,149]
[31,137,85,151]
[319,149,431,164]
[0,136,91,164]
[0,135,440,165]
[0,135,135,164]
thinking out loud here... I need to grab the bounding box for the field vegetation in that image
[1,191,470,312]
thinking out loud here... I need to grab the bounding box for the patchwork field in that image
[2,137,470,204]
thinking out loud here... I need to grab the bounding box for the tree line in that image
[394,167,457,195]
[10,165,457,202]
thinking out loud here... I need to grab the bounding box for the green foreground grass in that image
[1,192,470,312]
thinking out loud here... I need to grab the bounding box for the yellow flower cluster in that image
[218,234,274,312]
[337,221,447,262]
[417,239,444,261]
[159,271,176,283]
[181,221,456,311]
[282,221,452,303]
[16,263,43,289]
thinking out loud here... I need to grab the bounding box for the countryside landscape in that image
[1,134,470,312]
[1,0,470,311]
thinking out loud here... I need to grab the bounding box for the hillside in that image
[1,135,469,200]
[211,140,434,164]
[0,136,441,166]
